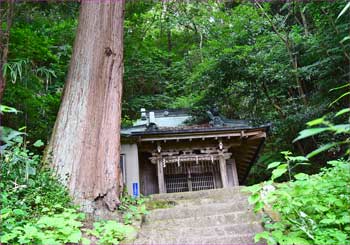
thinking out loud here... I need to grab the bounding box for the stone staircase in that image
[133,187,264,244]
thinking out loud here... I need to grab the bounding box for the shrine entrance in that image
[145,141,236,194]
[163,159,221,193]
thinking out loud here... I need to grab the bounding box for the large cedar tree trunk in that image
[44,1,125,213]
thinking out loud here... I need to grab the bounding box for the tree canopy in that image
[1,1,349,244]
[3,1,349,182]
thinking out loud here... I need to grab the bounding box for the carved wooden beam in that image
[149,153,232,165]
[248,132,266,140]
[140,131,262,142]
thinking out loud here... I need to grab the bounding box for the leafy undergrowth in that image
[118,192,149,225]
[245,160,350,244]
[87,220,136,244]
[0,135,142,244]
[1,207,88,244]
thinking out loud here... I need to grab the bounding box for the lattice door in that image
[164,160,219,193]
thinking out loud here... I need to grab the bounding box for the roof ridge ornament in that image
[207,107,225,127]
[141,108,147,120]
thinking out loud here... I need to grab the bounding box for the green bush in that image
[1,208,89,244]
[118,192,149,225]
[1,136,71,232]
[0,134,142,244]
[0,134,79,244]
[87,220,136,245]
[246,160,350,244]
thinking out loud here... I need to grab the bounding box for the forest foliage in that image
[2,1,349,181]
[1,1,349,244]
[246,159,350,245]
[0,121,146,244]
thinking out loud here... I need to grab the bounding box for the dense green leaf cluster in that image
[2,2,78,143]
[0,135,145,244]
[118,192,149,225]
[1,207,89,244]
[245,107,350,244]
[0,134,75,243]
[248,160,350,245]
[122,1,349,181]
[0,136,71,235]
[87,220,136,245]
[3,2,349,175]
[295,115,350,158]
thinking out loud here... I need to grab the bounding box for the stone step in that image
[151,187,245,202]
[134,233,256,244]
[139,222,263,238]
[143,211,262,228]
[171,193,249,207]
[198,234,257,244]
[145,201,252,222]
[135,232,258,244]
[134,188,263,245]
[192,234,257,244]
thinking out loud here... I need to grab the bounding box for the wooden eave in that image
[135,127,268,141]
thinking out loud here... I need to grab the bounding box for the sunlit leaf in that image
[267,161,281,169]
[329,92,350,107]
[33,140,45,147]
[294,173,309,180]
[329,83,350,92]
[242,184,262,194]
[335,108,350,117]
[307,117,325,126]
[333,124,350,133]
[26,166,36,176]
[306,143,338,158]
[0,105,20,114]
[293,128,330,142]
[340,36,350,44]
[67,230,82,243]
[248,193,260,204]
[337,2,350,20]
[0,127,26,143]
[288,156,308,162]
[272,167,287,180]
[254,201,264,212]
[255,231,275,244]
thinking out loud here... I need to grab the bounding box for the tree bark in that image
[44,0,125,214]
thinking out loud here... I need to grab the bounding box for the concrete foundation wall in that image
[121,144,140,196]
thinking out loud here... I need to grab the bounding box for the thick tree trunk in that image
[44,1,125,214]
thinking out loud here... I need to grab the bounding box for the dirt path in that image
[133,187,264,244]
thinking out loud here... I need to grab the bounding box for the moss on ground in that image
[145,199,176,210]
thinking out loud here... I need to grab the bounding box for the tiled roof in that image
[121,109,253,136]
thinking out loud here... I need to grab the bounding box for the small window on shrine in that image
[120,154,126,184]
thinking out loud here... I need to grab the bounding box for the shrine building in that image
[120,108,269,196]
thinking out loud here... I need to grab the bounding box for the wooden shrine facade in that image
[134,127,268,194]
[120,109,270,196]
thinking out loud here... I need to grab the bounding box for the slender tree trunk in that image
[299,5,309,36]
[167,28,172,67]
[44,0,125,214]
[0,0,15,102]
